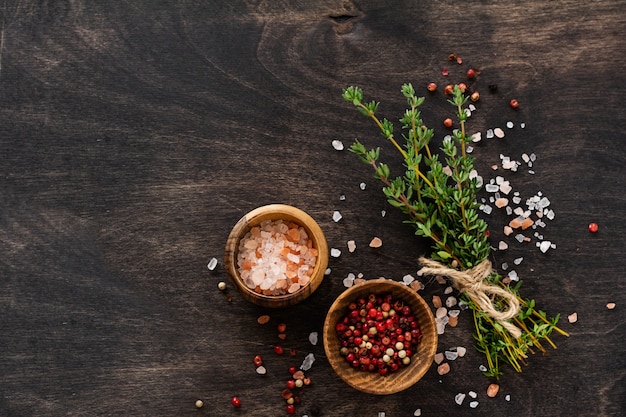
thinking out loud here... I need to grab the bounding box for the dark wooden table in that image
[1,1,625,416]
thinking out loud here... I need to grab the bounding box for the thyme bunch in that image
[342,84,568,378]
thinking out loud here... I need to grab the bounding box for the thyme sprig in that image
[342,84,568,378]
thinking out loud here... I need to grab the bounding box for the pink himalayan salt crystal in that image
[495,198,509,208]
[237,219,317,295]
[567,312,578,323]
[437,362,450,375]
[606,303,616,310]
[369,237,383,248]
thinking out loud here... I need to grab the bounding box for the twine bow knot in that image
[418,257,522,339]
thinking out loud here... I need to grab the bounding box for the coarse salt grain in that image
[347,240,356,252]
[331,140,344,150]
[606,302,616,309]
[332,210,342,222]
[455,393,466,405]
[237,219,317,296]
[331,248,341,257]
[207,257,218,271]
[369,237,383,248]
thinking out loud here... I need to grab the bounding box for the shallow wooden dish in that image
[224,204,328,308]
[323,279,438,395]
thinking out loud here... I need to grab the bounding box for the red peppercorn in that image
[444,84,454,95]
[286,404,296,414]
[458,83,467,93]
[231,396,241,408]
[286,379,296,390]
[467,68,476,79]
[443,118,453,128]
[253,355,263,367]
[470,91,480,102]
[277,323,287,333]
[288,365,297,374]
[274,345,284,355]
[427,82,437,92]
[588,222,599,233]
[509,99,519,109]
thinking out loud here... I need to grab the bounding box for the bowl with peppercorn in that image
[224,204,329,308]
[323,279,437,394]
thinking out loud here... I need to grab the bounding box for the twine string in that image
[418,257,522,339]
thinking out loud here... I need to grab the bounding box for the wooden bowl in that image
[224,204,328,308]
[323,279,438,395]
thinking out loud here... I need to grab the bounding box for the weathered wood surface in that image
[1,1,625,416]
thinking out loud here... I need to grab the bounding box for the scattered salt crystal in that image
[479,365,487,372]
[498,241,508,250]
[339,194,346,201]
[487,383,500,398]
[508,270,518,281]
[457,346,467,357]
[256,365,267,375]
[442,165,453,176]
[494,127,505,138]
[448,309,460,317]
[437,362,450,375]
[521,153,530,163]
[515,234,526,243]
[567,312,578,323]
[446,296,457,308]
[469,104,476,111]
[325,268,331,275]
[309,332,318,345]
[520,122,526,128]
[381,210,386,217]
[403,274,415,285]
[512,196,521,204]
[506,121,514,128]
[342,277,354,288]
[468,391,477,398]
[485,184,499,193]
[330,248,342,257]
[505,394,511,401]
[514,257,524,265]
[332,211,342,222]
[495,198,509,208]
[207,257,218,271]
[471,132,482,143]
[300,353,315,370]
[347,240,356,253]
[501,262,508,270]
[469,401,479,409]
[444,286,454,294]
[432,295,442,308]
[413,409,421,416]
[369,237,383,248]
[436,321,446,335]
[466,146,473,153]
[486,129,494,139]
[500,182,512,195]
[359,182,366,190]
[546,209,555,220]
[503,226,513,236]
[436,307,448,318]
[434,352,444,364]
[530,152,536,161]
[445,350,458,361]
[480,204,493,215]
[539,241,551,253]
[331,140,344,150]
[455,393,466,405]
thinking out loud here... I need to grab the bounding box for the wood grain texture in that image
[1,0,625,416]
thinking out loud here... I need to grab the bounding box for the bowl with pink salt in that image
[224,204,329,308]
